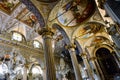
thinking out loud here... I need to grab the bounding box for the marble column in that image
[66,44,82,80]
[89,57,104,80]
[80,53,94,80]
[39,28,56,80]
[90,57,105,80]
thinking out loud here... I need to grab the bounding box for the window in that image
[12,32,22,41]
[32,66,42,74]
[33,41,40,48]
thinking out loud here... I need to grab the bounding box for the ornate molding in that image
[0,37,43,54]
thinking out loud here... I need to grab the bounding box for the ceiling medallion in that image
[57,0,95,27]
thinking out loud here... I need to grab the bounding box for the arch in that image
[20,0,45,27]
[32,40,43,49]
[94,44,113,57]
[28,63,43,79]
[95,47,120,79]
[52,23,71,45]
[11,31,27,43]
[29,63,42,73]
[91,35,113,57]
[86,21,107,27]
[89,36,112,49]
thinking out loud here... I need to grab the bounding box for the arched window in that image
[12,32,22,41]
[32,66,43,75]
[33,40,41,48]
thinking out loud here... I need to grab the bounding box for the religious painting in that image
[77,25,94,39]
[57,0,95,27]
[77,23,102,39]
[16,8,38,27]
[0,0,20,14]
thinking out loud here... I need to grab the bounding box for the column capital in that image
[80,53,87,59]
[38,27,54,37]
[65,44,76,50]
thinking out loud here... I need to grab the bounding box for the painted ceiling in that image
[0,0,112,49]
[57,0,95,27]
[0,0,42,41]
[0,0,115,71]
[0,0,20,14]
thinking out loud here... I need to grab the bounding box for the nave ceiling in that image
[0,0,115,70]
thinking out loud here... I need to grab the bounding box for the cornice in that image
[0,37,43,54]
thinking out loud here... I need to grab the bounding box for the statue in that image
[8,48,25,80]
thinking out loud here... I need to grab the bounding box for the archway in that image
[96,47,120,79]
[29,64,43,80]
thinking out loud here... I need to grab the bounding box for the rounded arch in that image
[86,21,107,27]
[91,35,113,56]
[88,35,112,48]
[32,40,43,49]
[11,31,27,43]
[52,23,71,45]
[20,0,45,27]
[84,36,113,58]
[94,45,120,79]
[94,44,113,57]
[29,63,42,73]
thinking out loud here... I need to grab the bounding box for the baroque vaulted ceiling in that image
[0,0,117,78]
[0,0,114,58]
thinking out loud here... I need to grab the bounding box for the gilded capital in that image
[65,44,76,50]
[38,27,54,37]
[80,53,87,58]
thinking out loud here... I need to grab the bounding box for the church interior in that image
[0,0,120,80]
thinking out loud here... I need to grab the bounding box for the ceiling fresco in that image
[16,8,38,28]
[20,0,45,27]
[0,1,41,39]
[76,23,102,39]
[57,0,95,27]
[0,0,20,14]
